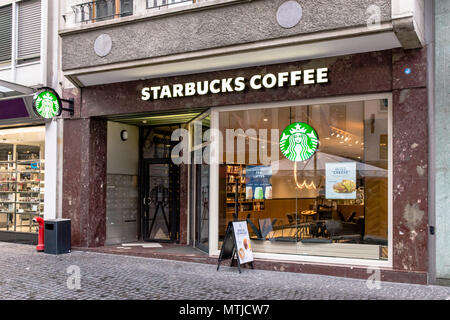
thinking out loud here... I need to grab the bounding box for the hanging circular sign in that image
[32,89,62,119]
[280,122,319,162]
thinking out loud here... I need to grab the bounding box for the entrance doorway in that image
[140,125,182,243]
[104,109,209,246]
[142,159,179,242]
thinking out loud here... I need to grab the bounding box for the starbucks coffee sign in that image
[32,89,62,119]
[280,122,318,162]
[141,68,329,101]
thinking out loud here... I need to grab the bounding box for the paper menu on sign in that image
[232,221,254,264]
[325,162,357,199]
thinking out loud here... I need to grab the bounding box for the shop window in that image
[216,98,390,261]
[0,127,45,234]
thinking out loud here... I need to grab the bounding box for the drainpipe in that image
[425,0,436,284]
[41,0,49,87]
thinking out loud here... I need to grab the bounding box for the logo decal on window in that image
[280,122,318,162]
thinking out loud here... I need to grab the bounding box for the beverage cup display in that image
[246,187,253,200]
[254,187,264,200]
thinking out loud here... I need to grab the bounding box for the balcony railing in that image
[71,0,199,24]
[73,0,133,23]
[146,0,195,10]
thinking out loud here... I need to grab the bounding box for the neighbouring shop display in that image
[0,143,44,233]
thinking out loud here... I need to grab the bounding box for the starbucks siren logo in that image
[280,122,318,161]
[33,90,61,119]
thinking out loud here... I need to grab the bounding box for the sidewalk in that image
[0,242,449,300]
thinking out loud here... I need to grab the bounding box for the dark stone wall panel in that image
[62,118,107,247]
[79,51,392,118]
[393,47,427,90]
[88,118,108,247]
[392,88,428,272]
[63,119,84,247]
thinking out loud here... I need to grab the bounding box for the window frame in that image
[208,92,393,268]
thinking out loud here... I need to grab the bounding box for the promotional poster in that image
[325,162,357,200]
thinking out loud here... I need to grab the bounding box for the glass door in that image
[189,112,210,252]
[195,162,209,251]
[142,159,179,242]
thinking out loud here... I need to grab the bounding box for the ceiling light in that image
[0,126,45,135]
[336,134,340,138]
[344,137,349,141]
[263,118,268,122]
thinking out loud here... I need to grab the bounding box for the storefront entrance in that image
[142,159,179,242]
[105,110,207,246]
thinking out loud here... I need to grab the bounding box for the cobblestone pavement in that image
[0,242,449,300]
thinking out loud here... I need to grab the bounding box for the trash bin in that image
[44,219,71,254]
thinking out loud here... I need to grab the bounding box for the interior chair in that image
[324,219,363,243]
[246,217,278,240]
[363,235,388,246]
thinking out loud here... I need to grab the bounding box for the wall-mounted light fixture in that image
[120,130,128,141]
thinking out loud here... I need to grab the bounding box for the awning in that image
[0,80,38,124]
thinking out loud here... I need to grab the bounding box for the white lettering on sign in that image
[141,68,329,101]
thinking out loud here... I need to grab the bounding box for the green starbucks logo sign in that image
[280,122,318,161]
[33,90,62,119]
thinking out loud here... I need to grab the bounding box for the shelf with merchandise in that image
[0,146,44,232]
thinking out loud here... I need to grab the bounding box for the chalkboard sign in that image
[217,221,254,273]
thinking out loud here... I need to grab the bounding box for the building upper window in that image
[146,0,195,10]
[72,0,198,24]
[17,0,42,64]
[0,1,41,67]
[0,5,13,65]
[73,0,134,23]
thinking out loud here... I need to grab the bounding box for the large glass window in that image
[217,98,390,261]
[0,126,45,234]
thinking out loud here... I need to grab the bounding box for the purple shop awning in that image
[0,98,29,120]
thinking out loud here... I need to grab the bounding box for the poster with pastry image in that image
[232,221,254,264]
[325,162,357,199]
